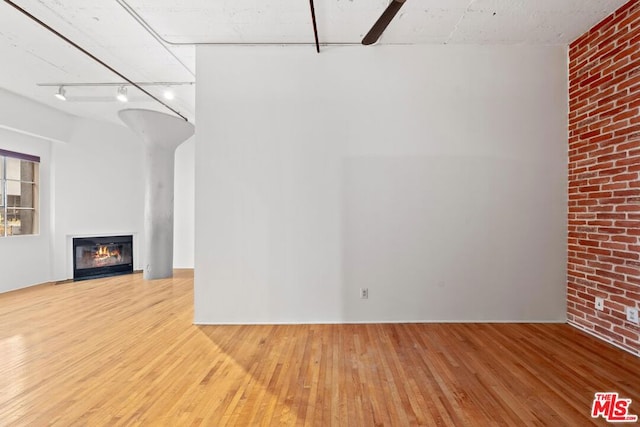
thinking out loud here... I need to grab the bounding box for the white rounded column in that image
[119,109,195,280]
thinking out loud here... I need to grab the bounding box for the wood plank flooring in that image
[0,270,639,426]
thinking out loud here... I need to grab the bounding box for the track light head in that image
[54,86,66,101]
[116,86,128,102]
[163,88,175,100]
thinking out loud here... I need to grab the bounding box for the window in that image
[0,149,40,237]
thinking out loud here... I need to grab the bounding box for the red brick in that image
[588,220,614,226]
[616,205,640,211]
[613,43,640,63]
[612,280,640,292]
[578,239,601,248]
[588,260,614,270]
[587,314,614,329]
[580,129,600,139]
[616,140,640,153]
[597,256,625,265]
[588,103,616,118]
[611,295,637,306]
[602,183,628,190]
[611,235,637,244]
[596,269,625,281]
[579,185,602,193]
[598,166,627,176]
[569,308,587,321]
[612,250,640,260]
[612,190,640,198]
[616,94,638,109]
[587,184,610,192]
[580,72,603,88]
[597,211,624,218]
[591,145,616,155]
[598,227,626,234]
[589,274,613,285]
[615,266,640,276]
[601,303,627,319]
[599,197,625,205]
[594,325,624,342]
[601,242,627,250]
[568,282,588,293]
[618,77,640,92]
[598,152,627,162]
[612,172,638,181]
[612,59,640,80]
[623,339,640,353]
[587,247,611,256]
[569,193,588,201]
[614,220,640,227]
[604,119,632,134]
[615,156,640,167]
[613,326,639,340]
[575,303,597,316]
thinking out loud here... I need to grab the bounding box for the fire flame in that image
[94,245,120,260]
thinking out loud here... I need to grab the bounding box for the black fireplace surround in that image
[73,235,133,281]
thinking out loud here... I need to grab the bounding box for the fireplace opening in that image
[73,235,133,281]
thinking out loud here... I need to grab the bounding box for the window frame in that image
[0,149,40,237]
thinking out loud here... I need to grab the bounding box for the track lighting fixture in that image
[54,86,66,101]
[39,81,193,105]
[116,86,128,102]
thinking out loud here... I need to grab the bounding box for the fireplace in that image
[73,235,133,281]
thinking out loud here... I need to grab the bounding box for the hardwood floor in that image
[0,270,638,426]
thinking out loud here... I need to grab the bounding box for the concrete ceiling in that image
[0,0,629,126]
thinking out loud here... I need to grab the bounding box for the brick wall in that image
[568,0,640,356]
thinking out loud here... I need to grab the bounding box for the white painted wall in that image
[195,45,568,324]
[174,136,195,268]
[50,118,146,281]
[0,128,52,293]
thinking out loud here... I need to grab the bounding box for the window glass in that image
[6,157,21,180]
[6,208,36,236]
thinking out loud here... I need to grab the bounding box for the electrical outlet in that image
[627,307,639,323]
[360,288,368,299]
[595,297,604,311]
